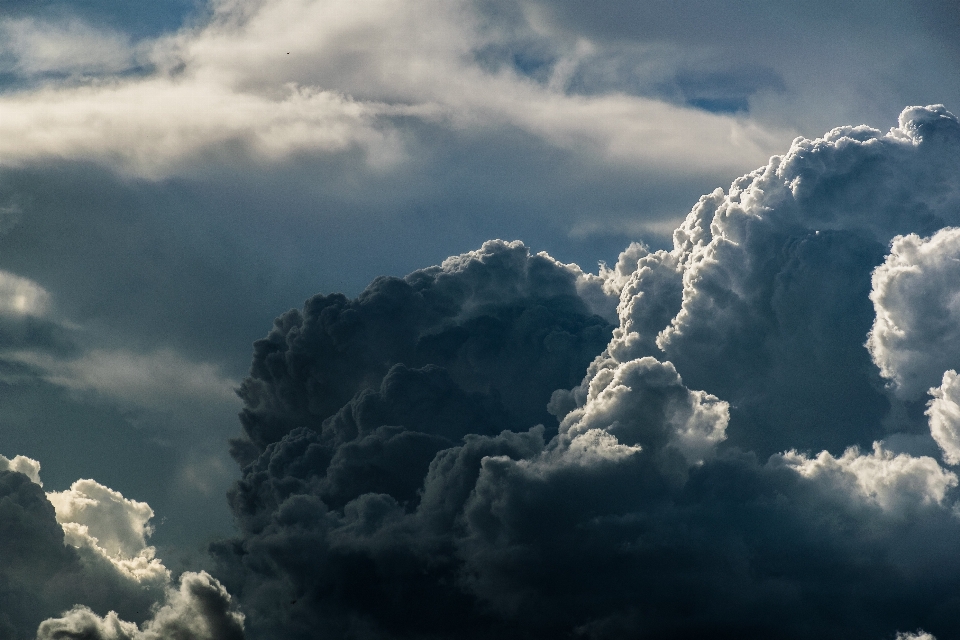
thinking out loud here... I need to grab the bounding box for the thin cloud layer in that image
[210,105,960,639]
[0,270,50,317]
[0,0,790,178]
[15,348,240,412]
[0,16,137,78]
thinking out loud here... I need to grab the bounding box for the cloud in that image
[0,457,244,639]
[6,348,242,518]
[233,239,614,461]
[14,348,239,412]
[210,106,960,639]
[47,479,169,583]
[0,467,160,639]
[3,2,958,635]
[555,356,729,467]
[777,442,958,512]
[0,270,50,317]
[927,370,960,465]
[0,17,138,78]
[643,104,960,455]
[0,468,79,638]
[3,10,952,572]
[0,452,42,485]
[868,227,960,399]
[36,571,244,640]
[0,79,406,178]
[0,0,791,178]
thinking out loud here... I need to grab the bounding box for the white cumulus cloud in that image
[0,452,42,485]
[927,370,960,466]
[47,479,170,584]
[868,227,960,399]
[777,442,958,513]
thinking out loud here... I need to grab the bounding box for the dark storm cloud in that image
[212,106,960,640]
[233,239,614,461]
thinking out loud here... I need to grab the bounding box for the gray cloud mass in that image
[202,106,960,639]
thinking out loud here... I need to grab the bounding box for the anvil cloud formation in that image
[1,0,960,638]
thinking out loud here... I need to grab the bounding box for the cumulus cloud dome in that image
[207,106,960,639]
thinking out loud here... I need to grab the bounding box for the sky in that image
[1,0,960,638]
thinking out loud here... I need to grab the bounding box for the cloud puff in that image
[47,479,169,584]
[0,458,242,640]
[868,227,960,399]
[776,442,957,512]
[211,106,960,639]
[0,452,42,485]
[927,370,960,465]
[36,571,244,640]
[555,356,729,467]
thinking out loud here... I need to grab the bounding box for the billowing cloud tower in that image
[205,105,960,639]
